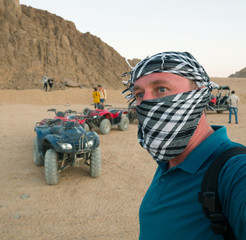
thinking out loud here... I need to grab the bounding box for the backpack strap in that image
[198,146,246,240]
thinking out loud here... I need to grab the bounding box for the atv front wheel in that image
[125,114,134,124]
[33,137,44,166]
[44,149,59,185]
[99,119,111,135]
[118,116,129,131]
[90,147,101,178]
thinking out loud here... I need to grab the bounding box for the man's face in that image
[133,72,197,105]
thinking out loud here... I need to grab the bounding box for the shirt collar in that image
[157,125,229,174]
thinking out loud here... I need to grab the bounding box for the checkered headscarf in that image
[122,51,215,162]
[122,51,213,102]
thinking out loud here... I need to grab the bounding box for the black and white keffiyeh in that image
[121,51,217,162]
[122,51,214,102]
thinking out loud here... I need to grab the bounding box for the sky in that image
[19,0,246,77]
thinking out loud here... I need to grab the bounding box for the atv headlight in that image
[86,140,94,148]
[59,143,73,150]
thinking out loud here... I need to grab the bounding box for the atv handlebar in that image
[47,108,77,115]
[65,109,77,114]
[48,108,56,113]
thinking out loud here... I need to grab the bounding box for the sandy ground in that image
[0,79,245,240]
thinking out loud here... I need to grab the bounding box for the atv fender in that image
[35,125,52,139]
[85,131,100,149]
[34,126,53,153]
[44,134,62,153]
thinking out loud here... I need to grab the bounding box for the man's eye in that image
[136,92,144,99]
[159,87,166,93]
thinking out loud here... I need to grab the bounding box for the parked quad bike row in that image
[33,84,230,187]
[205,85,230,113]
[33,104,137,185]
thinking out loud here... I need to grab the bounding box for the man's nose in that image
[143,91,154,101]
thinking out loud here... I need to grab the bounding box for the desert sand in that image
[0,78,245,240]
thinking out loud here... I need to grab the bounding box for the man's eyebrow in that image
[133,85,142,91]
[150,79,168,85]
[133,79,168,91]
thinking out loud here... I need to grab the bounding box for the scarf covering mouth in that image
[122,51,214,102]
[136,88,210,162]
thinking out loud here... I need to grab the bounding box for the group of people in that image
[209,90,239,124]
[92,84,107,109]
[121,51,245,239]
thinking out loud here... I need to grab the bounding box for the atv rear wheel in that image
[33,137,44,166]
[118,116,129,131]
[90,147,101,178]
[44,149,59,185]
[100,119,111,135]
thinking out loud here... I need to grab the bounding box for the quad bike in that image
[125,102,137,123]
[36,109,77,125]
[37,109,90,132]
[47,108,77,121]
[79,105,129,135]
[205,86,230,113]
[33,118,101,185]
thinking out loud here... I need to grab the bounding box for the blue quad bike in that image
[33,119,101,185]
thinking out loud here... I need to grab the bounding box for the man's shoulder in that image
[217,146,246,184]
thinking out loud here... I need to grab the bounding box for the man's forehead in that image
[134,72,190,84]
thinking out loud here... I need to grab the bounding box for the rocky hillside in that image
[229,67,246,78]
[0,0,138,90]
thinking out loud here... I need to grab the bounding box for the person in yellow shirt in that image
[92,87,100,109]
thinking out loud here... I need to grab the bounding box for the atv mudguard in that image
[34,125,53,155]
[44,134,63,153]
[85,131,100,149]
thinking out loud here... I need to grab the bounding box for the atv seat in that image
[51,125,63,134]
[109,109,120,114]
[64,121,76,130]
[56,111,65,117]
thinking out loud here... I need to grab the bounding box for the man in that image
[97,84,107,105]
[227,90,239,124]
[122,52,246,239]
[42,76,48,91]
[47,78,54,91]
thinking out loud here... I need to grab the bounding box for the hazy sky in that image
[20,0,246,77]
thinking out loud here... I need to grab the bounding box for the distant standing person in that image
[97,84,107,105]
[92,87,100,109]
[48,78,54,91]
[42,77,48,92]
[227,90,239,124]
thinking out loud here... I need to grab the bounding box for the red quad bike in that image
[80,105,129,135]
[48,109,91,132]
[40,109,96,133]
[36,109,79,127]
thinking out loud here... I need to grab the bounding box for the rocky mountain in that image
[228,67,246,78]
[0,0,139,90]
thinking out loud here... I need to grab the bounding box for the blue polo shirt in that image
[139,126,246,240]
